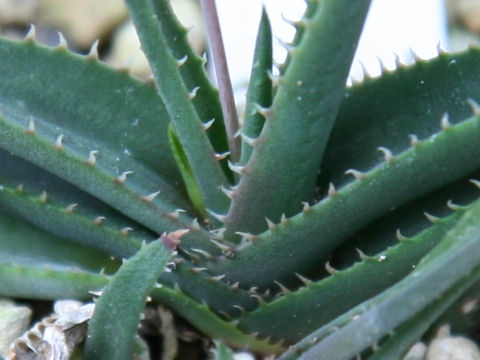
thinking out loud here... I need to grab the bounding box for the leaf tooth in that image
[250,294,266,305]
[409,47,422,62]
[396,229,408,242]
[356,248,371,261]
[163,263,175,273]
[86,39,99,59]
[235,231,259,242]
[191,218,200,231]
[201,52,208,66]
[175,55,188,67]
[89,289,103,298]
[262,288,271,298]
[241,133,261,147]
[56,31,68,49]
[276,37,297,54]
[470,179,480,190]
[16,184,24,193]
[409,134,420,147]
[210,227,226,241]
[38,190,48,203]
[85,150,98,166]
[232,305,245,314]
[227,161,247,174]
[190,248,213,260]
[229,319,239,326]
[436,42,447,55]
[461,298,478,314]
[114,170,134,184]
[301,201,311,213]
[210,239,233,252]
[253,103,273,117]
[117,55,136,73]
[280,12,300,28]
[54,134,64,150]
[119,227,133,236]
[280,213,288,225]
[229,281,239,291]
[266,69,283,87]
[248,286,259,295]
[273,60,285,74]
[345,169,365,180]
[172,257,184,265]
[167,208,186,219]
[217,310,230,320]
[394,53,405,68]
[64,203,78,213]
[93,216,106,226]
[188,86,200,100]
[440,112,451,130]
[377,56,389,73]
[214,151,230,161]
[207,209,228,223]
[274,280,291,295]
[140,190,161,203]
[467,98,480,116]
[446,199,463,211]
[190,267,208,273]
[220,185,235,199]
[377,146,394,162]
[26,117,36,135]
[358,60,371,79]
[265,217,277,230]
[145,73,156,84]
[201,118,215,131]
[327,183,337,197]
[24,24,36,41]
[424,211,440,223]
[349,74,362,86]
[295,272,313,286]
[182,249,200,262]
[325,261,339,275]
[209,274,226,283]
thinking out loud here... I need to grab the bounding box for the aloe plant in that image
[1,0,480,359]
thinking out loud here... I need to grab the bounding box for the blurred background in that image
[0,0,479,104]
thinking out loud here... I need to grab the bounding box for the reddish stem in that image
[200,0,240,162]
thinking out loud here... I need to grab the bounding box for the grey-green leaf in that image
[84,235,175,360]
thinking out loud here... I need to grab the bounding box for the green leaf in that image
[149,0,230,170]
[322,48,480,188]
[0,207,117,274]
[0,38,200,237]
[236,198,469,343]
[150,285,284,355]
[212,111,480,289]
[124,0,230,222]
[225,0,372,237]
[239,8,272,166]
[84,235,175,360]
[366,276,474,360]
[168,123,206,217]
[0,151,256,316]
[277,198,480,359]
